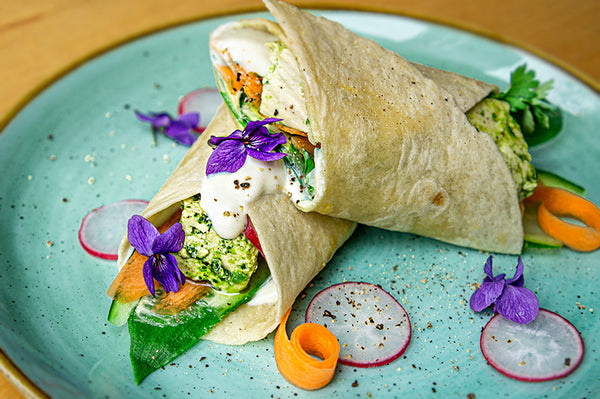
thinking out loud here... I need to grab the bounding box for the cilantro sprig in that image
[492,64,562,146]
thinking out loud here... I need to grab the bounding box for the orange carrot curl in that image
[274,308,340,390]
[526,184,600,252]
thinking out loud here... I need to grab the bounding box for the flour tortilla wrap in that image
[116,105,356,344]
[211,0,523,254]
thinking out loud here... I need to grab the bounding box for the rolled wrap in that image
[116,105,356,344]
[211,0,523,254]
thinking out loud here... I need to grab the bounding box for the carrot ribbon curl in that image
[274,308,340,390]
[525,184,600,251]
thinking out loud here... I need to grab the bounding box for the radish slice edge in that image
[178,88,222,132]
[78,199,149,260]
[480,308,584,382]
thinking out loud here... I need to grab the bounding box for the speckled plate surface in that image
[1,10,599,399]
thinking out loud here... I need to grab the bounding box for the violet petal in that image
[127,215,159,257]
[135,111,171,128]
[470,279,506,312]
[142,256,157,296]
[245,118,282,135]
[483,256,494,278]
[495,284,539,324]
[506,256,525,287]
[206,139,248,175]
[210,130,243,146]
[165,122,196,146]
[177,112,200,128]
[246,131,287,152]
[246,147,287,162]
[153,254,181,293]
[152,222,185,254]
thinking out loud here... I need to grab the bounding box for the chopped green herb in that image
[491,64,562,146]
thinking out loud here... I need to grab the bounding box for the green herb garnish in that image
[492,64,563,146]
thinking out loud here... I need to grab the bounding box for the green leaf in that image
[128,262,270,384]
[521,107,535,134]
[302,149,315,175]
[524,103,563,147]
[492,64,562,146]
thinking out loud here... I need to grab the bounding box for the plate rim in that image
[1,5,598,398]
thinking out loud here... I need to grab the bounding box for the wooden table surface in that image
[1,0,598,396]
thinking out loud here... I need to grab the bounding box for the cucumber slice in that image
[523,204,562,248]
[107,298,139,326]
[536,169,586,196]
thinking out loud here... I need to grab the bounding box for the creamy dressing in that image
[246,278,278,306]
[210,27,278,77]
[200,156,286,239]
[204,24,318,306]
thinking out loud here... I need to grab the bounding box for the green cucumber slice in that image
[523,204,562,248]
[536,169,586,196]
[107,298,139,326]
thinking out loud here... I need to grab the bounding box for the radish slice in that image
[78,199,149,260]
[178,88,222,132]
[305,282,411,368]
[243,216,263,257]
[480,309,584,382]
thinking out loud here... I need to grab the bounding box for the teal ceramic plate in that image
[1,9,599,399]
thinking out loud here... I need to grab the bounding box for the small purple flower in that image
[206,118,287,175]
[470,256,539,324]
[127,215,186,296]
[135,111,199,146]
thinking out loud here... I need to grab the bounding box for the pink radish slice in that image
[480,309,584,382]
[305,282,411,368]
[78,199,149,260]
[178,88,222,132]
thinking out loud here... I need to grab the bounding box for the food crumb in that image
[163,154,170,163]
[46,241,53,247]
[28,175,33,181]
[88,177,95,184]
[50,155,56,161]
[125,175,132,181]
[351,380,359,388]
[576,302,585,310]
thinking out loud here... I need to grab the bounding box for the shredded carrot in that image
[242,71,263,107]
[217,65,243,93]
[274,308,339,390]
[290,135,316,157]
[278,123,308,138]
[216,64,262,107]
[151,282,210,315]
[525,184,600,251]
[106,209,183,302]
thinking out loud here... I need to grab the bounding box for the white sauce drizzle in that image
[200,157,286,239]
[246,278,278,306]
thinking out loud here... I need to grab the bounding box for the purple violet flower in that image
[127,215,186,296]
[206,118,287,175]
[470,256,539,324]
[135,110,199,146]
